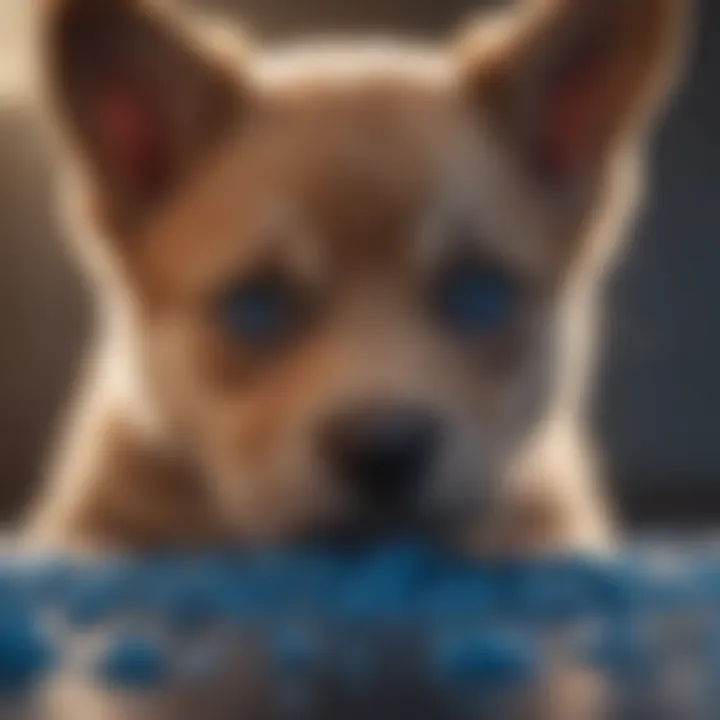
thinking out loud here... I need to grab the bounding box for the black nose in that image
[322,403,441,511]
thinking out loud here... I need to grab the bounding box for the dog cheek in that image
[204,364,339,535]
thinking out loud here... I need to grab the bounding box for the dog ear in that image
[456,0,688,186]
[41,0,248,233]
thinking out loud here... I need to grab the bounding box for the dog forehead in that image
[255,42,453,91]
[135,48,551,295]
[257,64,456,175]
[218,59,467,260]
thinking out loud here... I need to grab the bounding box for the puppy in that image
[21,0,689,717]
[27,0,686,558]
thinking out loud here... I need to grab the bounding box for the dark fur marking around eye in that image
[432,246,523,340]
[197,260,322,390]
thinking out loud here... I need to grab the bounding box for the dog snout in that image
[321,402,442,511]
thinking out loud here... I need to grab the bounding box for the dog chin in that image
[295,499,486,551]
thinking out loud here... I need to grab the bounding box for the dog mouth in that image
[299,501,482,551]
[303,520,427,551]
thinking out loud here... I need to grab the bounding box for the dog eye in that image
[435,263,518,337]
[217,274,297,347]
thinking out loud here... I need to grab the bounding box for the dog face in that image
[42,0,685,543]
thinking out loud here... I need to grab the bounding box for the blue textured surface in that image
[0,540,716,711]
[434,631,537,687]
[0,612,54,694]
[98,634,169,690]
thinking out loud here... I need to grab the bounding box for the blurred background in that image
[0,0,717,529]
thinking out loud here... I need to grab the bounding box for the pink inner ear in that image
[91,74,175,198]
[537,47,621,180]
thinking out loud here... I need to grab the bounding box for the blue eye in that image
[437,266,517,337]
[218,276,295,346]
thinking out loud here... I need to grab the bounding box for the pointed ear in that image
[41,0,248,232]
[455,0,689,186]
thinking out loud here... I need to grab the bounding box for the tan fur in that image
[27,0,687,563]
[22,2,690,718]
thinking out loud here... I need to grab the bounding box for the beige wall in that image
[0,1,32,99]
[0,1,86,520]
